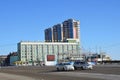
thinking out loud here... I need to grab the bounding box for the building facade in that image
[62,19,80,41]
[0,55,7,66]
[44,28,53,42]
[53,24,63,42]
[10,52,18,66]
[17,41,79,66]
[44,19,80,42]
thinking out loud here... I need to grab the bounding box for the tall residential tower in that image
[44,19,80,42]
[44,28,52,42]
[53,24,63,42]
[62,19,80,42]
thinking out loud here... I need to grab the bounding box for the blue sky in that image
[0,0,120,60]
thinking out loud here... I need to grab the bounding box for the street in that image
[0,64,120,80]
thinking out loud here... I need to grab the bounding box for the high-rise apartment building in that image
[44,28,52,42]
[53,24,63,42]
[44,19,80,42]
[62,19,80,41]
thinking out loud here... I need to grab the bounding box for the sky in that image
[0,0,120,60]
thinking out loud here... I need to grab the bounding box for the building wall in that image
[10,56,18,66]
[0,55,7,66]
[62,19,80,41]
[53,24,62,42]
[44,28,52,42]
[17,41,79,65]
[73,21,80,39]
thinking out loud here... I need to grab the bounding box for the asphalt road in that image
[0,73,35,80]
[0,64,120,80]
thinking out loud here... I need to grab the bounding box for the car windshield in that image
[57,63,71,65]
[74,61,86,64]
[64,63,71,65]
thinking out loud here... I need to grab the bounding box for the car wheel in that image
[81,66,84,70]
[57,68,60,71]
[74,66,77,70]
[63,68,65,71]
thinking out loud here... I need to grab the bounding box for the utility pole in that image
[89,48,92,62]
[99,47,103,64]
[96,46,98,54]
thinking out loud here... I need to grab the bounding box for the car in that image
[74,61,93,70]
[56,62,74,71]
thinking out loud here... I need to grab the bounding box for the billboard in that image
[47,55,55,61]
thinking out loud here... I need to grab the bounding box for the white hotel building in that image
[17,40,80,66]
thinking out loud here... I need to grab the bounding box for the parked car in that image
[56,62,74,71]
[74,61,93,70]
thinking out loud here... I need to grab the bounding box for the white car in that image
[56,62,74,71]
[74,61,93,70]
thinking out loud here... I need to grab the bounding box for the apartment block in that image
[44,28,52,42]
[63,19,80,40]
[17,41,79,66]
[44,19,80,42]
[53,24,63,42]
